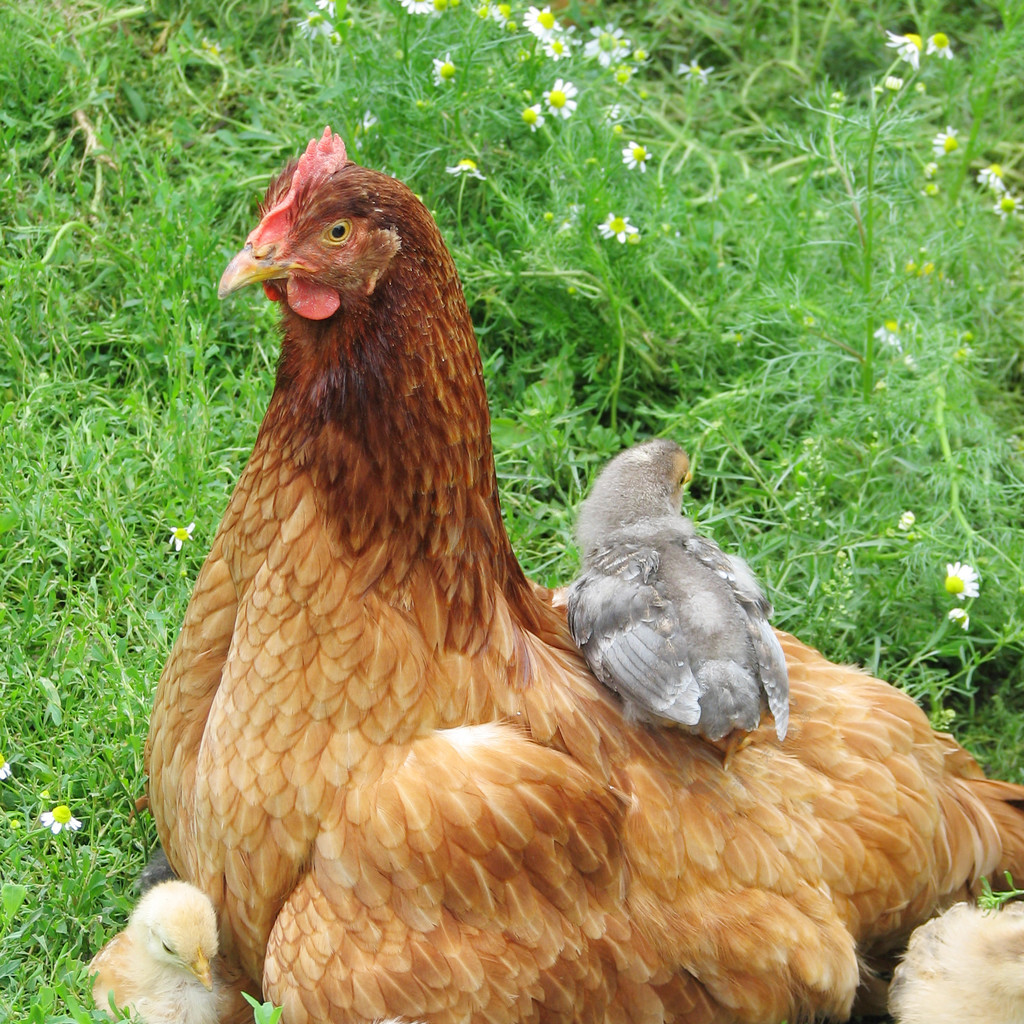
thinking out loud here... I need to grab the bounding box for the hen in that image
[888,901,1024,1023]
[146,127,1024,1024]
[566,439,789,745]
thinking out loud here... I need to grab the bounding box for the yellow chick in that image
[889,900,1024,1023]
[89,880,222,1024]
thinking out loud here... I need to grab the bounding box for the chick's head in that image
[133,881,219,991]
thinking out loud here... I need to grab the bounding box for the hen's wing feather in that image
[567,549,702,726]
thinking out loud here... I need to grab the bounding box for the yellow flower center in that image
[172,526,190,542]
[550,39,564,54]
[440,61,455,79]
[632,146,646,161]
[433,0,448,9]
[599,31,616,51]
[539,10,555,29]
[634,49,647,61]
[932,32,948,48]
[53,804,73,824]
[988,164,1004,178]
[609,216,627,233]
[458,159,478,170]
[498,4,510,16]
[548,89,565,107]
[615,67,631,84]
[905,33,922,50]
[612,124,623,135]
[943,135,958,153]
[884,319,899,333]
[1000,196,1016,213]
[945,574,965,595]
[522,107,538,124]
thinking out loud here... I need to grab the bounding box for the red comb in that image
[249,127,350,247]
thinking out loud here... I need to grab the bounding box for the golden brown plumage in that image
[145,127,1024,1024]
[888,901,1024,1023]
[89,881,221,1024]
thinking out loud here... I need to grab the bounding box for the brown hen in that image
[145,128,1024,1024]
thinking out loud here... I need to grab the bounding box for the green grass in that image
[2,0,1023,1020]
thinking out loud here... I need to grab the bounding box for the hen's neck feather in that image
[258,216,551,645]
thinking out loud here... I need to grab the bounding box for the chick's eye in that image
[325,219,352,244]
[162,941,174,954]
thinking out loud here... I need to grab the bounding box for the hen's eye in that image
[325,219,352,244]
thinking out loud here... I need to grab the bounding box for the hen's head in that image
[218,127,409,320]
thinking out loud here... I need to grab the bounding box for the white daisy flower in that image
[621,141,650,172]
[977,164,1006,193]
[994,193,1020,219]
[543,78,578,119]
[0,756,11,781]
[932,126,959,159]
[40,804,83,834]
[316,0,336,15]
[944,561,980,600]
[400,0,441,14]
[524,5,559,41]
[873,320,902,352]
[926,32,953,59]
[296,10,333,39]
[522,104,545,131]
[898,511,916,531]
[169,522,195,551]
[885,30,923,70]
[584,24,630,67]
[489,2,512,26]
[948,607,970,630]
[432,53,457,86]
[598,212,639,243]
[678,59,713,85]
[543,35,572,60]
[446,158,485,180]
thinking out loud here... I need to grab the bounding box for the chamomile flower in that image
[885,30,923,70]
[543,35,572,60]
[944,561,980,600]
[932,126,959,159]
[316,0,336,15]
[873,320,902,351]
[400,0,441,13]
[994,193,1020,219]
[678,59,713,85]
[924,161,939,179]
[170,522,195,551]
[621,141,650,172]
[598,212,639,243]
[948,607,970,630]
[40,804,82,834]
[543,78,578,119]
[432,53,457,85]
[884,75,904,91]
[977,164,1007,193]
[446,158,485,180]
[584,24,630,67]
[926,32,953,59]
[898,510,916,531]
[488,2,512,26]
[524,5,559,41]
[521,104,545,131]
[296,10,333,39]
[0,755,11,781]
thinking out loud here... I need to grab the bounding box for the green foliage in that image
[1,1,1023,1021]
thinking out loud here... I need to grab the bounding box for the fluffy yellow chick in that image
[889,901,1024,1023]
[89,880,222,1024]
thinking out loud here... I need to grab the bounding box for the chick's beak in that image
[217,243,294,299]
[191,950,214,991]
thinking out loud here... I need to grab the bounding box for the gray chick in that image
[567,439,789,750]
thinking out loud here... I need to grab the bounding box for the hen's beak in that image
[218,244,294,298]
[191,950,214,991]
